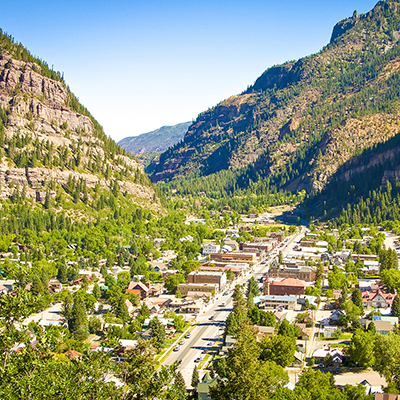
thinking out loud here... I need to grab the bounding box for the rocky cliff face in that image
[0,43,159,210]
[151,0,400,196]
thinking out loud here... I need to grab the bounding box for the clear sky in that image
[2,0,378,142]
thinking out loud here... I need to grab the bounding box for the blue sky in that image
[2,0,378,141]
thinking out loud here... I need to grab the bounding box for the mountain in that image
[0,29,160,212]
[151,0,400,199]
[118,122,191,155]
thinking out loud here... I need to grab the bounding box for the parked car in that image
[179,340,185,345]
[173,346,180,352]
[220,302,226,307]
[194,357,201,363]
[185,333,191,339]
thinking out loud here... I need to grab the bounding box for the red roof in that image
[362,290,395,305]
[127,281,149,292]
[65,349,82,359]
[271,278,306,287]
[199,266,240,272]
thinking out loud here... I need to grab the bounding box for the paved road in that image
[162,228,306,387]
[23,302,63,325]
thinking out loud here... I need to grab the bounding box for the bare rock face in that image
[0,53,160,210]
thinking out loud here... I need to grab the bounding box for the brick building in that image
[263,278,306,296]
[210,252,258,264]
[187,271,227,291]
[268,265,317,282]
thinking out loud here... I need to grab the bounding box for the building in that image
[253,294,297,310]
[362,290,396,309]
[188,271,227,291]
[253,232,284,242]
[177,283,219,296]
[199,264,243,277]
[375,394,400,400]
[197,373,217,400]
[203,243,221,255]
[125,281,150,300]
[210,252,258,265]
[367,320,394,335]
[268,265,316,282]
[263,278,306,296]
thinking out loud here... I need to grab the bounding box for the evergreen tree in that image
[173,371,187,400]
[31,276,45,296]
[116,296,130,324]
[70,295,89,341]
[139,302,150,319]
[57,263,68,284]
[191,366,199,388]
[149,316,166,351]
[92,282,101,300]
[246,276,259,298]
[367,321,377,334]
[351,288,364,313]
[247,291,254,310]
[392,295,400,318]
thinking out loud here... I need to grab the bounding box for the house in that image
[48,281,62,293]
[367,320,393,335]
[360,380,384,396]
[151,262,168,273]
[203,243,221,255]
[313,347,345,366]
[140,329,152,340]
[295,323,310,340]
[153,238,167,248]
[125,281,149,300]
[254,325,275,342]
[289,351,303,368]
[322,326,342,338]
[197,373,217,400]
[124,299,134,313]
[330,309,345,322]
[362,290,395,309]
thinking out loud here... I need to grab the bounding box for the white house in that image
[203,243,221,255]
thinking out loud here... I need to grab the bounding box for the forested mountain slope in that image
[151,0,400,197]
[0,29,159,212]
[118,122,190,155]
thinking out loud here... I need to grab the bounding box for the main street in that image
[161,227,306,387]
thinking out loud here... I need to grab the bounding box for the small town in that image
[1,207,399,399]
[3,1,400,399]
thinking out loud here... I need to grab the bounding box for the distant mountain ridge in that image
[118,122,191,154]
[150,0,400,202]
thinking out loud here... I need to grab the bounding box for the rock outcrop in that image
[0,45,160,211]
